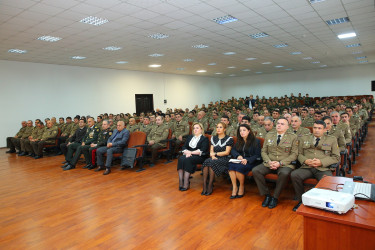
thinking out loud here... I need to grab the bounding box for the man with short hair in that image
[96,116,103,129]
[23,121,45,157]
[323,116,346,151]
[126,118,139,133]
[32,120,59,159]
[139,116,152,136]
[6,121,27,153]
[252,118,298,209]
[197,111,209,131]
[301,108,314,127]
[283,113,292,125]
[95,121,129,175]
[147,116,170,166]
[15,120,34,155]
[241,115,251,125]
[291,120,340,211]
[331,111,352,144]
[288,116,310,138]
[313,111,322,121]
[345,107,360,135]
[172,113,190,154]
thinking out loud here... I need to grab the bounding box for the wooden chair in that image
[158,129,174,164]
[44,128,61,154]
[127,131,147,172]
[306,127,313,133]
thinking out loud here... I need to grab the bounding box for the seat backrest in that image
[127,131,147,158]
[165,129,173,149]
[232,136,237,145]
[257,137,265,148]
[306,127,313,133]
[189,125,192,135]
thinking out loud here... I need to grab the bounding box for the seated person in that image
[288,116,310,138]
[147,116,169,166]
[139,116,152,136]
[177,122,209,191]
[96,121,129,175]
[22,120,44,157]
[62,117,99,171]
[126,118,139,133]
[228,124,261,199]
[202,122,233,196]
[31,120,59,159]
[172,113,190,154]
[211,115,235,137]
[252,118,298,209]
[18,120,37,155]
[291,120,340,211]
[323,116,346,151]
[6,121,28,154]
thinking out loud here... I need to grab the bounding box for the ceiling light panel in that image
[116,61,128,64]
[148,33,169,39]
[309,0,326,3]
[212,15,238,24]
[37,36,62,42]
[273,43,288,48]
[358,61,368,63]
[245,58,257,60]
[356,56,366,59]
[103,46,122,51]
[325,17,350,26]
[8,49,27,54]
[192,44,209,48]
[337,32,356,39]
[79,16,109,26]
[345,43,361,47]
[72,56,86,59]
[223,52,236,55]
[290,52,302,55]
[149,53,164,57]
[149,64,161,68]
[249,32,269,39]
[183,59,194,62]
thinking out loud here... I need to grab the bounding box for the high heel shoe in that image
[205,191,213,196]
[236,192,245,198]
[181,181,190,191]
[179,186,183,191]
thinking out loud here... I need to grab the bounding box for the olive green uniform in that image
[31,126,59,157]
[126,124,139,133]
[147,125,170,164]
[287,126,311,138]
[139,124,152,136]
[23,127,45,154]
[15,126,34,152]
[172,120,190,153]
[301,117,314,128]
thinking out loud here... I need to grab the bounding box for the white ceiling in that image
[0,0,374,77]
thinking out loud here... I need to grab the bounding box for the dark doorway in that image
[135,94,154,115]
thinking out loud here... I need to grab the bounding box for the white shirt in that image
[183,135,203,156]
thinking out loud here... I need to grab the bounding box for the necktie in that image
[277,135,281,145]
[112,131,119,140]
[294,130,297,134]
[326,131,329,135]
[314,138,320,147]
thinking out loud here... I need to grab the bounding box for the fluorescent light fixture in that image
[249,32,269,39]
[245,57,257,60]
[149,53,164,57]
[303,57,312,60]
[290,52,302,55]
[358,60,368,63]
[338,32,356,39]
[215,72,223,75]
[309,0,326,3]
[352,51,362,54]
[8,49,27,54]
[345,43,361,47]
[183,58,194,62]
[116,61,128,64]
[229,74,236,76]
[148,33,169,39]
[320,65,327,67]
[311,61,320,64]
[176,68,185,70]
[208,63,216,65]
[197,70,207,73]
[273,43,288,48]
[262,62,271,64]
[80,16,109,26]
[326,17,350,26]
[103,46,122,51]
[255,72,263,74]
[275,65,284,68]
[227,66,236,68]
[192,44,209,48]
[37,35,61,42]
[356,56,367,59]
[285,68,293,71]
[213,15,238,24]
[149,64,161,68]
[242,69,251,71]
[72,56,86,59]
[223,52,236,55]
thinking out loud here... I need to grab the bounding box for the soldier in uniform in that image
[83,120,113,170]
[24,121,45,157]
[57,117,67,132]
[96,116,103,129]
[346,107,360,135]
[331,111,352,144]
[32,120,59,159]
[252,118,298,209]
[69,117,80,138]
[164,114,174,131]
[14,120,34,155]
[208,112,220,134]
[60,118,87,159]
[6,121,27,153]
[62,117,100,170]
[196,111,209,132]
[212,115,235,137]
[172,113,190,154]
[323,116,346,151]
[291,120,340,211]
[187,111,196,123]
[301,108,314,128]
[147,116,170,166]
[109,119,117,131]
[126,118,139,133]
[19,119,41,156]
[139,116,152,136]
[288,116,311,138]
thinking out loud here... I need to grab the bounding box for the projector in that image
[302,188,355,214]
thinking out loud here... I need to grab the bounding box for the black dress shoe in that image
[201,190,206,195]
[19,152,27,156]
[63,165,75,171]
[179,186,183,191]
[88,165,96,170]
[34,155,43,159]
[103,168,111,175]
[28,153,35,157]
[6,150,16,153]
[56,152,63,155]
[61,163,69,168]
[230,195,237,199]
[293,202,302,212]
[95,166,106,172]
[83,164,92,169]
[61,161,67,164]
[236,193,244,199]
[262,195,272,207]
[17,151,25,156]
[205,191,213,196]
[180,182,190,191]
[268,197,278,209]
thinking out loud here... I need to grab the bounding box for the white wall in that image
[221,64,375,100]
[0,60,222,147]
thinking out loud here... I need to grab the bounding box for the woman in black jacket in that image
[177,122,209,191]
[229,124,261,199]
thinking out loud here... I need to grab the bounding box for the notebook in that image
[341,181,375,201]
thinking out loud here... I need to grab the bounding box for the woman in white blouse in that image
[177,123,209,191]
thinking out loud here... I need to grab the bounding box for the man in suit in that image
[245,94,256,110]
[252,118,298,209]
[95,121,130,175]
[291,120,340,211]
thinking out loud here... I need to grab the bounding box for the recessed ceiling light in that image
[273,43,288,48]
[215,72,223,75]
[320,65,327,67]
[245,57,257,60]
[149,53,164,57]
[197,70,207,73]
[326,17,350,26]
[229,74,236,76]
[183,59,194,62]
[352,51,362,54]
[249,32,269,39]
[192,44,209,49]
[116,61,128,64]
[149,64,161,68]
[275,65,284,68]
[213,15,238,24]
[223,52,236,55]
[358,60,368,63]
[37,35,61,42]
[262,62,272,64]
[303,57,312,60]
[103,46,122,51]
[285,68,293,71]
[290,52,302,55]
[208,63,216,65]
[227,66,236,68]
[8,49,27,54]
[311,61,320,64]
[338,32,356,39]
[80,16,109,26]
[255,72,263,74]
[72,56,86,59]
[309,0,326,3]
[356,56,367,59]
[242,69,251,71]
[176,68,185,70]
[148,33,169,39]
[345,43,361,48]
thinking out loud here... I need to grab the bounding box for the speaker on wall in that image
[372,81,375,91]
